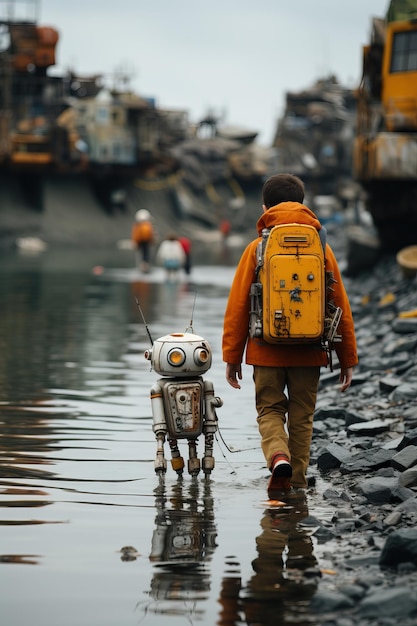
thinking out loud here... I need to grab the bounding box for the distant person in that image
[178,236,192,275]
[220,219,231,241]
[131,209,154,273]
[110,189,127,214]
[156,232,186,281]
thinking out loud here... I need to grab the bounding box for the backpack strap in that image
[254,228,270,281]
[319,225,327,255]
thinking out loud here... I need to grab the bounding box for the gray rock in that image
[384,510,402,526]
[383,351,415,369]
[380,528,417,567]
[322,488,342,500]
[310,589,355,612]
[390,382,417,402]
[314,406,350,421]
[347,418,397,436]
[379,375,403,392]
[359,586,417,618]
[391,445,417,471]
[396,496,417,512]
[403,365,417,382]
[311,525,336,542]
[382,435,405,450]
[399,427,417,449]
[319,370,341,387]
[338,583,366,600]
[392,317,417,333]
[394,359,416,375]
[399,467,417,487]
[344,552,381,567]
[340,449,394,474]
[392,485,417,502]
[397,561,417,574]
[383,336,417,353]
[358,476,398,504]
[317,443,351,470]
[349,372,372,386]
[344,410,370,427]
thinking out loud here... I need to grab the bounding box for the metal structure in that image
[353,0,417,251]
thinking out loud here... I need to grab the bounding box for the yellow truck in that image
[354,0,417,251]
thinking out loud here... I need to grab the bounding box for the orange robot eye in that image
[167,348,186,367]
[194,348,209,365]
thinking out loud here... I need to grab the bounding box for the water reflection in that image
[218,492,319,626]
[144,477,217,619]
[0,403,58,542]
[0,250,327,626]
[0,553,40,565]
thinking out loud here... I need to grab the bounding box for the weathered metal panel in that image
[369,132,417,178]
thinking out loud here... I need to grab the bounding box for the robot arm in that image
[204,379,223,427]
[150,381,168,473]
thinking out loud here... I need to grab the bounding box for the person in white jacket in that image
[156,232,186,280]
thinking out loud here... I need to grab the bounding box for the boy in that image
[222,174,358,494]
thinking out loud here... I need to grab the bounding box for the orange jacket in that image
[131,221,154,244]
[222,202,358,369]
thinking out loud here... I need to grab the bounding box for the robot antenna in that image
[185,292,197,334]
[135,297,154,345]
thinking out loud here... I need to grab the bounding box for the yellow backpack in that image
[249,223,342,350]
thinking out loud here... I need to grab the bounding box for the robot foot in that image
[171,455,185,475]
[154,458,167,473]
[202,456,215,477]
[188,457,201,476]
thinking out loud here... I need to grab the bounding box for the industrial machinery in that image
[353,0,417,251]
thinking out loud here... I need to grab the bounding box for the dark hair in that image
[262,173,305,208]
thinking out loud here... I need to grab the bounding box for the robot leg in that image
[168,437,185,475]
[202,380,223,476]
[154,431,167,473]
[187,439,201,476]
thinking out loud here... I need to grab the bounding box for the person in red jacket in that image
[178,236,192,275]
[222,173,358,494]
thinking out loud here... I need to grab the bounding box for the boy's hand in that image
[339,367,353,392]
[226,363,242,389]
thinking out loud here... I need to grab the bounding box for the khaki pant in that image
[253,365,320,488]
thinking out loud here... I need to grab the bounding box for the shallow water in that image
[1,247,334,626]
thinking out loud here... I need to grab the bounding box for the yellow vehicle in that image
[10,133,53,165]
[353,0,417,251]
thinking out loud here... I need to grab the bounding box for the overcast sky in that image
[35,0,389,145]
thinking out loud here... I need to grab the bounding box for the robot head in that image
[145,332,212,377]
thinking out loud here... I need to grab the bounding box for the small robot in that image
[145,329,223,477]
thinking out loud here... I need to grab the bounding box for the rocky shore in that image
[303,248,417,625]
